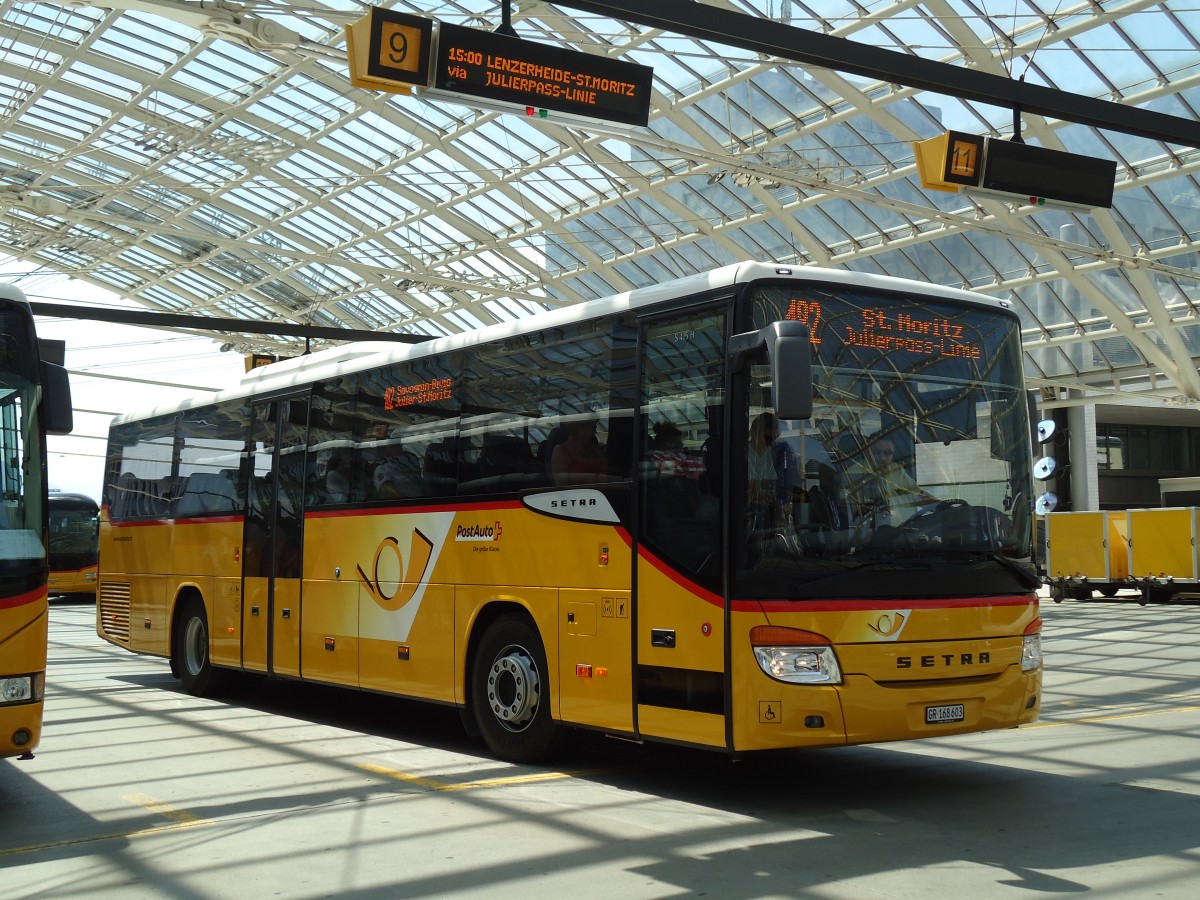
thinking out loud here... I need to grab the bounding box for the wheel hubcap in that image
[184,616,207,677]
[486,644,540,732]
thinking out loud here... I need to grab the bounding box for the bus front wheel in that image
[174,596,223,696]
[471,614,561,764]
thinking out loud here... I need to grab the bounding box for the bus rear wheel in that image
[174,596,226,696]
[471,614,561,764]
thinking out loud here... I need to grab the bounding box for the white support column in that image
[1067,401,1099,511]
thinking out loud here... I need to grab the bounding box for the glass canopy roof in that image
[2,0,1199,403]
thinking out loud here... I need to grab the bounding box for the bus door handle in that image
[281,608,291,619]
[651,629,676,648]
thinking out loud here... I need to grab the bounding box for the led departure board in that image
[434,22,653,126]
[384,377,454,410]
[786,299,983,360]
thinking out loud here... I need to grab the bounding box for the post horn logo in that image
[868,611,907,638]
[357,529,435,611]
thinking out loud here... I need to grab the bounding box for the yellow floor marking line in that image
[123,792,213,833]
[357,763,606,791]
[0,795,213,859]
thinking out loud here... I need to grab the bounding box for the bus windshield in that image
[741,281,1035,598]
[0,307,46,575]
[48,495,100,572]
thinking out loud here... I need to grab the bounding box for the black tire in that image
[173,595,227,696]
[471,613,561,764]
[1099,585,1120,598]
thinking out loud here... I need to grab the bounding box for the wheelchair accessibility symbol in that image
[759,701,781,723]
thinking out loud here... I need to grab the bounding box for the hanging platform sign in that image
[346,8,653,127]
[345,7,434,95]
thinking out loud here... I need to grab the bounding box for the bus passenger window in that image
[550,420,606,485]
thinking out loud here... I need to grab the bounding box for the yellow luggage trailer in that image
[1044,510,1130,601]
[1127,507,1198,603]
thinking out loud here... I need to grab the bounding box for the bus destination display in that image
[434,22,653,126]
[787,298,982,359]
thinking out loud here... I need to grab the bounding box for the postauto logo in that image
[455,521,503,542]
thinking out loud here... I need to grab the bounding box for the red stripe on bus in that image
[635,544,724,606]
[747,595,1037,613]
[0,586,46,610]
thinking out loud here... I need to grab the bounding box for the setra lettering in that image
[895,651,991,669]
[550,497,597,508]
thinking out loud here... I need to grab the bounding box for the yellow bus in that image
[97,263,1042,762]
[1,285,73,760]
[48,492,100,599]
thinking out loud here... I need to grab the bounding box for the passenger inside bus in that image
[647,422,703,479]
[550,419,607,485]
[849,432,938,527]
[747,412,799,532]
[323,453,351,503]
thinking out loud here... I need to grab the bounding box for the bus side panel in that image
[304,512,460,701]
[301,578,359,688]
[361,582,455,701]
[210,577,243,668]
[99,520,168,657]
[635,551,726,749]
[242,575,269,674]
[0,593,47,757]
[558,587,633,733]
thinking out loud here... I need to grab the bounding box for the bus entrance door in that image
[242,394,308,678]
[635,307,728,750]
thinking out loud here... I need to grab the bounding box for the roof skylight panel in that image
[455,130,527,173]
[92,14,193,74]
[255,75,356,131]
[60,59,141,104]
[335,111,414,163]
[3,2,99,39]
[174,49,276,103]
[0,37,60,77]
[223,178,305,222]
[25,90,108,142]
[174,268,229,302]
[957,232,1033,288]
[340,182,426,228]
[117,242,174,274]
[560,266,624,301]
[138,283,199,312]
[60,152,133,185]
[462,192,537,236]
[88,261,140,293]
[188,205,257,240]
[279,205,360,247]
[158,148,246,188]
[273,147,356,192]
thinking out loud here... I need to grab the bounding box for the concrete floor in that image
[2,593,1199,899]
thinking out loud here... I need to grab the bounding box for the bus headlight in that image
[751,626,843,685]
[1021,618,1043,672]
[1,676,34,704]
